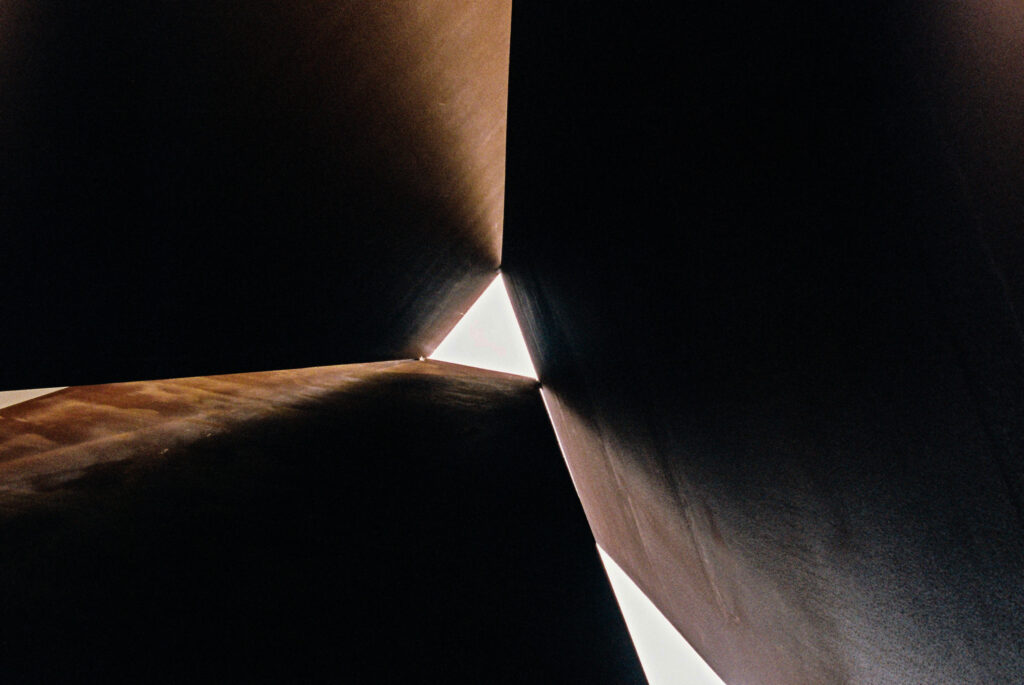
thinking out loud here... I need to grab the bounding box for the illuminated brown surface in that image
[0,361,407,488]
[0,1,511,387]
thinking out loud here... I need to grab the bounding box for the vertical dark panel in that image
[505,2,1024,682]
[910,0,1024,515]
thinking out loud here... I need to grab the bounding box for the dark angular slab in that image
[0,360,642,683]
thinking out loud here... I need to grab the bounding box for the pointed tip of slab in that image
[429,274,538,380]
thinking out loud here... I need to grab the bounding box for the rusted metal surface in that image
[0,361,405,488]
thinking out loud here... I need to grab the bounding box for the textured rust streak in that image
[0,360,541,493]
[0,361,408,490]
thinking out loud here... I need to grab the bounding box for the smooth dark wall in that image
[505,3,1024,683]
[1,1,510,388]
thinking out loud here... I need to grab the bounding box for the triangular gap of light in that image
[597,545,727,685]
[429,273,538,380]
[2,269,705,682]
[0,387,66,411]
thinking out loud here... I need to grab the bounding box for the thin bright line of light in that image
[0,387,66,411]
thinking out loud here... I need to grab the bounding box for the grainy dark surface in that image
[505,2,1024,683]
[0,1,509,388]
[0,361,643,683]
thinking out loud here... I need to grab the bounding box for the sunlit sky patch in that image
[429,273,538,380]
[598,545,727,685]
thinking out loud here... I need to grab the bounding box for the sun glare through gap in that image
[429,274,538,380]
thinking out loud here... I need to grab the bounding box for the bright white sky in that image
[598,545,727,685]
[0,387,65,410]
[429,273,538,379]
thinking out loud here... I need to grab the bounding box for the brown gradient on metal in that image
[239,0,509,267]
[0,1,510,386]
[914,0,1024,511]
[920,0,1024,319]
[0,360,544,490]
[541,388,839,683]
[0,361,402,487]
